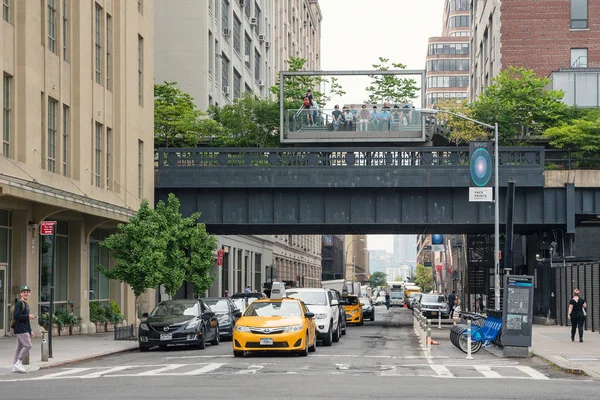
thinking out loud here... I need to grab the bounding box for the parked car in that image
[287,288,341,346]
[231,292,263,313]
[414,294,449,319]
[374,291,387,306]
[360,297,375,321]
[201,297,242,340]
[328,289,347,335]
[407,292,422,310]
[340,295,363,325]
[138,299,220,351]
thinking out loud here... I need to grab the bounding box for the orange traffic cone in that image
[403,303,408,309]
[428,338,440,345]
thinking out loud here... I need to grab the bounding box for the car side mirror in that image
[359,303,364,307]
[305,312,315,319]
[142,312,149,318]
[331,300,339,306]
[234,310,242,318]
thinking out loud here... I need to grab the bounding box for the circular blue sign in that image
[431,234,443,245]
[470,148,492,187]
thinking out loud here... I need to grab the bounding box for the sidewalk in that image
[0,333,138,375]
[532,324,600,378]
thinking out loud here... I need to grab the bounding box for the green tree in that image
[414,264,433,293]
[364,57,419,104]
[471,67,568,145]
[369,271,388,288]
[99,200,167,319]
[436,100,490,146]
[154,82,221,148]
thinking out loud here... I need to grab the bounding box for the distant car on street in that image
[414,294,449,319]
[407,292,422,310]
[201,297,243,340]
[360,297,375,321]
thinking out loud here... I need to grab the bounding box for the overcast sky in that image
[318,0,444,252]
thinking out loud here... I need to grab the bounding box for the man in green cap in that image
[12,285,36,373]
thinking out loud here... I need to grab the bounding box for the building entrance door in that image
[0,266,6,337]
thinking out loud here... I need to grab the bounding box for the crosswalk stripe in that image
[135,364,184,376]
[380,365,397,376]
[430,364,454,378]
[515,366,550,380]
[30,368,94,380]
[473,365,502,378]
[238,364,264,374]
[181,363,226,375]
[81,366,134,378]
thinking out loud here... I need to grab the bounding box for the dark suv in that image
[327,289,347,336]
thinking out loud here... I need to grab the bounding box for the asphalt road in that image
[0,307,596,400]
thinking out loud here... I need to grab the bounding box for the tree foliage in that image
[364,57,419,105]
[436,100,490,146]
[369,271,388,288]
[470,67,568,145]
[100,194,218,304]
[414,264,433,293]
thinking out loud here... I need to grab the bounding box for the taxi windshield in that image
[339,297,359,305]
[244,300,302,317]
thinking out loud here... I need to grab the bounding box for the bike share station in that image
[501,275,534,357]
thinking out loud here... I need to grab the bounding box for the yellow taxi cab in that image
[341,295,364,326]
[232,282,317,357]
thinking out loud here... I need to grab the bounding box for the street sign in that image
[431,244,444,252]
[40,221,57,235]
[216,250,224,266]
[469,187,493,202]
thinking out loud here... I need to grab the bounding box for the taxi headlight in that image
[315,313,328,320]
[283,325,303,333]
[235,325,251,333]
[139,323,149,331]
[351,309,359,314]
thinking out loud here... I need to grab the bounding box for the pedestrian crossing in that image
[0,362,552,381]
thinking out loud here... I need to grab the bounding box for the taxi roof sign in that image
[270,282,286,300]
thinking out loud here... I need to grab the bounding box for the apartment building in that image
[344,235,369,283]
[0,0,155,336]
[273,0,322,73]
[272,235,322,288]
[155,0,275,111]
[470,0,600,99]
[425,0,470,108]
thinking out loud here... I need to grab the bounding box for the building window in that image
[94,122,102,187]
[244,0,251,19]
[94,4,102,84]
[62,0,68,61]
[3,0,10,23]
[427,76,469,88]
[222,53,229,94]
[40,221,69,309]
[138,35,144,105]
[89,229,110,304]
[427,59,470,72]
[233,69,241,99]
[254,2,260,34]
[47,98,58,172]
[2,74,10,158]
[48,0,57,53]
[448,15,470,28]
[62,105,68,176]
[427,43,470,56]
[426,92,468,105]
[137,0,143,14]
[571,0,588,29]
[571,48,588,68]
[106,128,111,190]
[137,140,143,198]
[106,14,112,90]
[233,14,241,54]
[254,49,261,81]
[221,0,229,31]
[244,33,251,69]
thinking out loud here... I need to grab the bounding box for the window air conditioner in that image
[257,79,264,87]
[223,86,230,95]
[244,55,250,63]
[238,0,245,6]
[258,34,265,43]
[250,17,257,25]
[223,28,232,37]
[265,41,271,49]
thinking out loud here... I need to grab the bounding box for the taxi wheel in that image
[233,350,244,357]
[309,331,317,352]
[358,317,364,326]
[298,334,309,357]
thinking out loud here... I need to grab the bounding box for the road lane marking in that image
[379,365,397,376]
[80,366,133,378]
[515,366,550,380]
[238,364,264,374]
[430,364,454,378]
[335,364,350,370]
[473,365,502,378]
[164,355,234,359]
[182,363,226,375]
[30,368,94,380]
[135,364,184,376]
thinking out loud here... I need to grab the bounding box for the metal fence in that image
[545,149,600,170]
[114,324,137,341]
[555,262,600,332]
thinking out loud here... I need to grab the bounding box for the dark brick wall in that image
[574,227,600,260]
[500,1,600,76]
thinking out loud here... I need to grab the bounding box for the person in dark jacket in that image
[12,285,36,373]
[385,292,391,310]
[568,288,587,342]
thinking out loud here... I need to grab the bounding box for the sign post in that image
[216,250,224,267]
[40,221,57,358]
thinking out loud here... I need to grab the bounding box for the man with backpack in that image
[303,89,314,126]
[11,285,36,373]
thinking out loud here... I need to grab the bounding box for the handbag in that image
[583,308,587,317]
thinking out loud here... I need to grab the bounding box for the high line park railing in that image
[157,147,545,169]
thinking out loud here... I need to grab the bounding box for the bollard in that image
[426,320,432,356]
[466,319,473,360]
[41,330,49,362]
[438,309,442,329]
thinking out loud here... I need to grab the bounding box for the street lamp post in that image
[345,238,365,281]
[422,109,501,311]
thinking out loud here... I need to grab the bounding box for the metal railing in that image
[545,149,600,170]
[114,324,136,341]
[157,147,545,169]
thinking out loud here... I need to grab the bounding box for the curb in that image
[36,346,138,370]
[533,354,588,376]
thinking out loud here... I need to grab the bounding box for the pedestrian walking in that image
[223,290,230,298]
[385,292,391,310]
[447,290,456,317]
[478,294,484,313]
[568,288,587,342]
[12,285,36,374]
[244,285,252,294]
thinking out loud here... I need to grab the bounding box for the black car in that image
[201,297,242,340]
[138,299,220,351]
[360,297,375,321]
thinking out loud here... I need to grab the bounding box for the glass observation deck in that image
[284,106,426,144]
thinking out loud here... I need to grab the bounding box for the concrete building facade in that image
[0,0,155,336]
[470,0,600,99]
[344,234,369,283]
